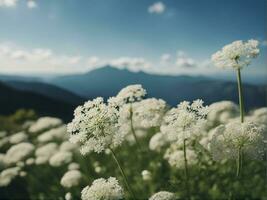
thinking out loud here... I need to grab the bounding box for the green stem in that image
[109,148,136,200]
[236,69,245,123]
[129,104,142,150]
[183,139,190,200]
[236,147,242,178]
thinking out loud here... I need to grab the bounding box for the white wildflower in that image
[207,101,239,126]
[210,121,264,161]
[141,170,152,181]
[60,141,77,152]
[164,144,197,169]
[25,158,35,166]
[108,84,146,107]
[68,162,80,170]
[0,167,21,187]
[9,132,28,144]
[19,171,27,177]
[149,191,176,200]
[67,97,124,154]
[5,142,34,165]
[60,170,82,188]
[81,177,124,200]
[65,192,72,200]
[29,117,62,133]
[132,98,167,128]
[94,166,102,173]
[35,143,58,165]
[37,125,67,143]
[161,99,208,142]
[49,151,73,167]
[149,132,170,152]
[211,39,260,70]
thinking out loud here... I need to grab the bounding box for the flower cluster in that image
[67,97,124,154]
[60,169,82,188]
[210,121,264,161]
[211,39,260,70]
[108,84,146,107]
[164,143,197,169]
[132,98,167,128]
[161,99,209,142]
[207,101,239,126]
[81,177,124,200]
[149,191,176,200]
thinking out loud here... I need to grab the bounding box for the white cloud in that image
[0,42,153,75]
[0,0,37,9]
[109,57,151,72]
[27,0,37,9]
[148,2,165,14]
[161,54,171,63]
[0,0,18,7]
[175,52,196,68]
[0,42,221,76]
[87,56,100,66]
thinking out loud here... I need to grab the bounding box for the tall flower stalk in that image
[129,104,142,150]
[236,69,245,123]
[109,148,136,200]
[211,39,260,177]
[183,139,190,200]
[161,100,208,200]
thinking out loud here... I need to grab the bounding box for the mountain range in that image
[50,66,267,109]
[0,66,266,120]
[0,81,76,121]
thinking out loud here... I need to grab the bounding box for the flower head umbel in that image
[161,99,209,142]
[81,177,124,200]
[132,98,167,128]
[210,121,264,161]
[108,84,146,107]
[164,143,197,169]
[211,39,260,70]
[67,97,124,154]
[149,191,176,200]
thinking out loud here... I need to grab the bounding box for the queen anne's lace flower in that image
[5,142,34,164]
[49,151,73,167]
[60,170,82,188]
[108,84,146,107]
[9,132,28,144]
[37,125,67,143]
[0,167,21,187]
[29,117,62,133]
[161,99,208,142]
[81,177,124,200]
[164,144,197,169]
[60,141,77,152]
[207,101,239,126]
[65,192,72,200]
[68,162,80,170]
[141,170,152,181]
[149,132,170,152]
[211,39,260,70]
[67,97,124,154]
[149,191,176,200]
[210,121,264,161]
[132,98,167,128]
[35,143,58,165]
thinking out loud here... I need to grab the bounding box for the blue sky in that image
[0,0,266,79]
